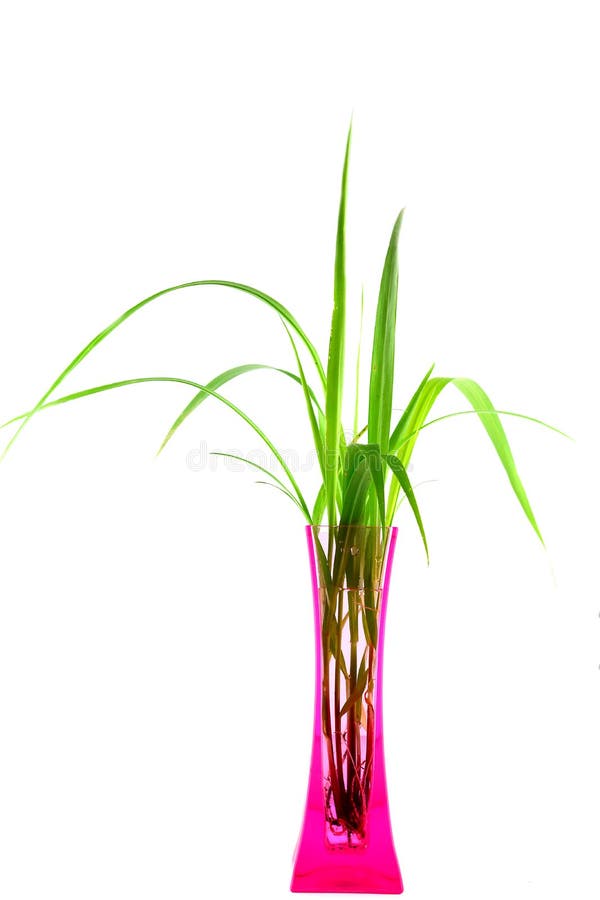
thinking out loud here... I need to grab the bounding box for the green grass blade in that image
[389,363,435,451]
[281,321,326,481]
[0,279,324,461]
[339,454,372,527]
[210,450,303,502]
[368,209,405,454]
[157,362,322,455]
[386,376,452,523]
[342,442,366,499]
[0,377,211,430]
[366,448,386,528]
[157,380,311,520]
[387,375,548,542]
[325,122,352,525]
[254,480,309,517]
[340,444,385,525]
[353,287,364,437]
[312,484,327,525]
[1,365,323,437]
[339,442,385,527]
[449,378,544,542]
[399,408,572,445]
[385,454,429,562]
[0,372,311,519]
[210,449,309,519]
[351,423,368,443]
[344,442,385,529]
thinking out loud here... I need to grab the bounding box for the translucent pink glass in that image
[291,525,403,894]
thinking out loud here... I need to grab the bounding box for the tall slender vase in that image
[291,525,403,894]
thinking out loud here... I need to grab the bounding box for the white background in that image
[0,2,598,898]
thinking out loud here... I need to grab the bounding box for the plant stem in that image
[347,614,357,810]
[334,586,345,813]
[365,646,375,807]
[322,651,342,817]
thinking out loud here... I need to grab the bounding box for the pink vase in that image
[291,525,403,894]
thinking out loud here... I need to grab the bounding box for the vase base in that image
[291,862,403,894]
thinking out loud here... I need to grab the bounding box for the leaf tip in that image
[155,436,169,457]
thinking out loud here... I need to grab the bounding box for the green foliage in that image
[325,123,352,528]
[1,123,567,549]
[368,209,404,455]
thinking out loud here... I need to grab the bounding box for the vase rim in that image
[305,524,398,533]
